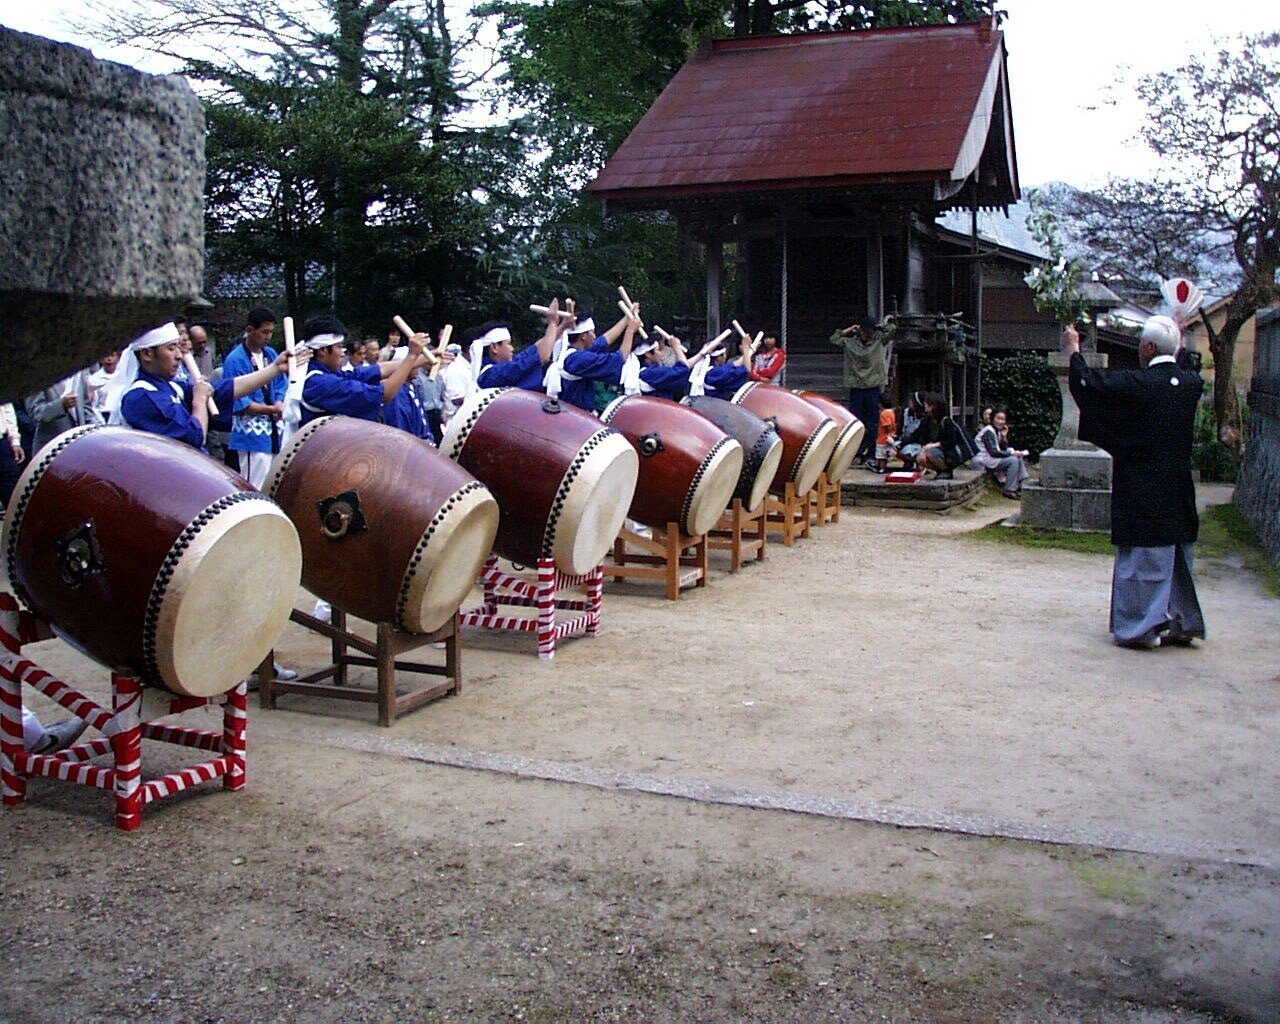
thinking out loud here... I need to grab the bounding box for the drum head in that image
[745,435,784,513]
[398,483,499,633]
[684,439,744,536]
[791,420,840,494]
[549,431,638,576]
[826,419,867,481]
[152,498,302,698]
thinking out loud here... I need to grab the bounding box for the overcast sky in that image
[0,0,1274,190]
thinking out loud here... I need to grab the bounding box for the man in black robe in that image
[1064,317,1205,649]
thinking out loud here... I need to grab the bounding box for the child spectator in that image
[870,392,896,473]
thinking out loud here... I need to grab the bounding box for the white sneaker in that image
[312,599,332,624]
[30,717,88,755]
[273,663,299,682]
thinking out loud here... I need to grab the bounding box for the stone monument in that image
[1020,281,1122,531]
[0,27,205,401]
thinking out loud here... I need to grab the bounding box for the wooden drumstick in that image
[707,328,733,350]
[616,299,650,340]
[753,331,764,350]
[393,316,438,367]
[731,319,750,340]
[182,352,218,416]
[528,304,576,320]
[652,324,674,341]
[283,316,300,384]
[428,323,453,381]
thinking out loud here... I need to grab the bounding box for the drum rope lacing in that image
[141,490,278,688]
[394,480,489,627]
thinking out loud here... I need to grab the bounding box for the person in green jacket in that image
[829,317,890,463]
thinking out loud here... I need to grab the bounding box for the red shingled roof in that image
[589,22,1016,203]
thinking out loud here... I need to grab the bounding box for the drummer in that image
[632,334,722,401]
[465,301,564,391]
[543,308,640,412]
[297,315,427,426]
[105,322,304,454]
[699,336,755,399]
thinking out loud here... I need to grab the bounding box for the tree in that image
[1049,34,1280,451]
[83,0,527,328]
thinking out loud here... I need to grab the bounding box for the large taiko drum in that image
[731,382,839,495]
[267,417,499,633]
[600,395,744,536]
[1,425,301,698]
[440,388,638,576]
[793,390,867,482]
[682,395,783,514]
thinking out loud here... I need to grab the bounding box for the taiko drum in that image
[440,388,638,575]
[682,395,783,514]
[1,426,302,697]
[793,390,867,482]
[730,382,839,495]
[600,395,744,536]
[267,417,499,633]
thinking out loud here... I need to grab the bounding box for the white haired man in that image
[1064,315,1205,649]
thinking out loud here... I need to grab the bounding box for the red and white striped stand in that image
[459,556,604,660]
[0,593,247,831]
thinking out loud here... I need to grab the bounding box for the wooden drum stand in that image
[609,522,709,600]
[707,499,767,573]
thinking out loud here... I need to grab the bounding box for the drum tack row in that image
[0,383,864,828]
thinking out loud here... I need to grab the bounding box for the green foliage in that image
[967,521,1114,554]
[1197,503,1280,598]
[1192,401,1240,483]
[979,354,1060,457]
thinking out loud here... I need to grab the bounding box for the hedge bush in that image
[979,354,1061,458]
[1192,401,1240,483]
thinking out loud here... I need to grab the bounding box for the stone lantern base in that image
[1019,351,1112,531]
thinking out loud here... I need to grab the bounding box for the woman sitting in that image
[893,394,972,478]
[973,407,1030,499]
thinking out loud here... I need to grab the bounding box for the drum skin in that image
[683,395,783,513]
[794,390,867,482]
[268,417,499,634]
[1,425,302,697]
[440,388,638,576]
[600,395,744,536]
[731,382,839,495]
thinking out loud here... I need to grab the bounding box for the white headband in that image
[129,322,180,351]
[567,317,595,336]
[633,340,659,357]
[478,326,511,349]
[304,332,345,351]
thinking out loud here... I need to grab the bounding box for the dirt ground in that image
[3,484,1278,1023]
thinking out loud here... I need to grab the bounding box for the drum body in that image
[268,417,499,634]
[794,390,867,482]
[731,382,838,495]
[1,425,302,698]
[440,388,638,576]
[683,395,783,513]
[600,395,744,536]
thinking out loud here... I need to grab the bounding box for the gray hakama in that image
[1110,543,1205,645]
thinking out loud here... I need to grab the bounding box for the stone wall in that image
[1236,306,1280,568]
[0,27,204,401]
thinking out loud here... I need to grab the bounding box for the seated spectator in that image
[750,332,786,382]
[893,394,973,478]
[979,404,994,429]
[973,408,1030,499]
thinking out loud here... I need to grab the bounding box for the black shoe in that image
[935,469,954,480]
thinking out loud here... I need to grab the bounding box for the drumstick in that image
[182,352,218,416]
[705,329,733,352]
[428,324,452,381]
[731,319,750,340]
[616,299,650,340]
[528,304,576,320]
[392,316,438,367]
[283,317,300,384]
[651,324,674,341]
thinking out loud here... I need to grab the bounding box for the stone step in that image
[841,466,989,512]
